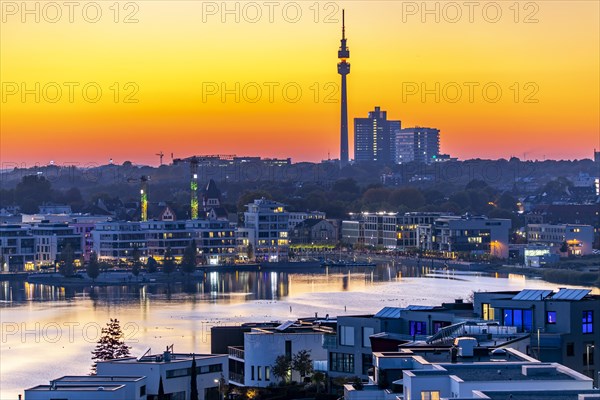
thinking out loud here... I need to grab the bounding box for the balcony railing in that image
[229,371,244,384]
[228,346,245,360]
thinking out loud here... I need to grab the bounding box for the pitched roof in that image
[204,179,221,199]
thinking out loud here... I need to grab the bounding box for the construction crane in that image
[128,175,150,221]
[172,157,199,219]
[156,151,164,166]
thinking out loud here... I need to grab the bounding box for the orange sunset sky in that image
[1,0,599,166]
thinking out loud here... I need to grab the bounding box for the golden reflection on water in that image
[1,266,599,398]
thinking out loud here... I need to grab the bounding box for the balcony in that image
[228,346,245,360]
[229,371,244,385]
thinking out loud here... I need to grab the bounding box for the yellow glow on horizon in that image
[1,1,598,164]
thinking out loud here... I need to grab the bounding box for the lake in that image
[1,264,597,398]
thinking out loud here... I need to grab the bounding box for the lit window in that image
[421,391,440,400]
[583,311,593,334]
[547,311,557,324]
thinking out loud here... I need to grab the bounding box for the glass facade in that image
[503,308,533,332]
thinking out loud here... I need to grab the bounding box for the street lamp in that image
[214,378,222,400]
[586,344,595,378]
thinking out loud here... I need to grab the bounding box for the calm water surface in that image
[1,264,598,398]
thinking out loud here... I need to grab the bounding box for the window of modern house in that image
[409,321,427,336]
[421,390,440,400]
[362,327,374,347]
[546,311,557,324]
[340,326,355,346]
[583,311,593,334]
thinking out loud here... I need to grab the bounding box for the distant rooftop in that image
[441,363,579,382]
[27,384,125,391]
[375,346,532,365]
[477,389,600,400]
[101,352,223,365]
[54,375,144,382]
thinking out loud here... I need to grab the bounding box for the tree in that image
[190,355,198,400]
[246,243,254,262]
[90,318,131,373]
[181,241,197,276]
[131,247,141,280]
[58,243,75,277]
[86,252,100,282]
[147,256,158,273]
[312,371,325,393]
[132,263,140,280]
[131,247,141,267]
[560,241,569,254]
[292,349,313,378]
[272,354,291,384]
[15,175,53,214]
[163,247,175,275]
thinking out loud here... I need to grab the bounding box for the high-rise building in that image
[338,10,350,166]
[394,127,440,164]
[354,107,401,163]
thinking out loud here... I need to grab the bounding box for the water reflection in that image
[0,264,500,304]
[1,265,598,399]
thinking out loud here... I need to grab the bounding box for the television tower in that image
[338,9,350,166]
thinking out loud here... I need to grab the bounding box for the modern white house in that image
[228,320,333,387]
[25,350,228,400]
[25,376,147,400]
[96,350,228,400]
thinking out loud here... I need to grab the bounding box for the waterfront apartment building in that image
[354,107,401,164]
[341,212,457,252]
[243,198,289,262]
[0,224,35,271]
[287,211,326,230]
[419,215,511,259]
[30,223,83,268]
[188,219,236,265]
[93,219,236,264]
[342,212,511,258]
[527,223,594,255]
[289,219,338,246]
[394,127,441,164]
[93,221,147,261]
[0,222,84,271]
[474,288,600,384]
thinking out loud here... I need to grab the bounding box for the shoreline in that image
[2,258,598,288]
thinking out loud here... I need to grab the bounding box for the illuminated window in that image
[482,303,495,320]
[421,391,440,400]
[547,311,557,324]
[583,311,593,334]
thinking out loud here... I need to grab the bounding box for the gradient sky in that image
[1,1,599,166]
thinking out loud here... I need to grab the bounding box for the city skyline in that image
[1,1,599,165]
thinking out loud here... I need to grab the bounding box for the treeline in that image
[0,173,566,228]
